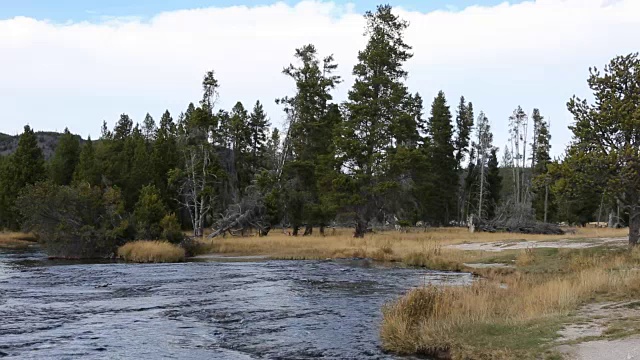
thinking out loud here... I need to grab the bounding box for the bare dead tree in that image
[175,143,216,237]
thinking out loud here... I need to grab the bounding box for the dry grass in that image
[117,241,185,263]
[380,248,640,359]
[199,227,628,266]
[0,232,38,249]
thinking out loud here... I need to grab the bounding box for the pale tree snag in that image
[177,144,214,237]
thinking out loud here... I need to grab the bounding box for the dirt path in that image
[447,237,627,252]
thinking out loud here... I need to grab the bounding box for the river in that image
[0,248,471,359]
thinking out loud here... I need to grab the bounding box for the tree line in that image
[1,5,639,254]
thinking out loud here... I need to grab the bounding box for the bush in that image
[160,213,184,244]
[118,240,185,263]
[134,185,167,240]
[180,237,204,257]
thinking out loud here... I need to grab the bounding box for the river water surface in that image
[0,249,471,359]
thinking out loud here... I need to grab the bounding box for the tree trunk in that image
[292,226,299,236]
[630,209,640,247]
[543,184,549,223]
[319,225,325,236]
[303,225,313,236]
[354,219,367,238]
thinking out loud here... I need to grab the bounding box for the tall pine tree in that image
[278,44,341,235]
[338,5,420,236]
[424,91,457,225]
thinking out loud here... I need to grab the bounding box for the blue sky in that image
[0,0,527,21]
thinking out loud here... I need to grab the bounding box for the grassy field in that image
[117,240,185,263]
[0,232,38,249]
[198,227,627,269]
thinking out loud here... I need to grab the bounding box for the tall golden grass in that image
[380,250,640,359]
[200,227,628,264]
[0,232,38,248]
[118,241,185,263]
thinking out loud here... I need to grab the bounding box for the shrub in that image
[160,213,184,244]
[118,240,185,263]
[134,185,167,240]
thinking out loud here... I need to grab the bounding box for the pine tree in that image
[124,126,153,207]
[454,97,474,167]
[73,136,101,186]
[134,184,167,240]
[531,109,554,222]
[142,113,157,142]
[248,100,270,172]
[0,125,46,229]
[229,101,252,198]
[266,128,281,171]
[474,111,493,219]
[486,148,502,219]
[151,110,180,207]
[338,5,418,237]
[454,97,474,222]
[424,91,457,225]
[278,44,341,235]
[49,128,81,186]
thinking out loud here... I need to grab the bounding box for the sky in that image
[0,0,638,158]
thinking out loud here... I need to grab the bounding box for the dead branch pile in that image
[471,201,565,235]
[209,186,270,238]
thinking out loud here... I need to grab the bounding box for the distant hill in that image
[0,131,83,160]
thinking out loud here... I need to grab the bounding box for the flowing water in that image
[0,249,471,359]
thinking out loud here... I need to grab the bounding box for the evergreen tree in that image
[151,110,180,207]
[49,128,81,186]
[73,136,101,186]
[474,111,493,219]
[338,5,419,237]
[454,96,474,168]
[128,128,153,205]
[0,125,46,229]
[229,101,252,198]
[248,100,270,171]
[134,184,167,240]
[486,148,502,219]
[531,109,554,222]
[142,113,157,142]
[424,91,457,225]
[266,128,281,171]
[278,44,341,235]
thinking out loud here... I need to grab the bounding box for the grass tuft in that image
[118,240,185,263]
[0,232,38,249]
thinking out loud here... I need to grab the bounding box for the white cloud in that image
[0,0,638,156]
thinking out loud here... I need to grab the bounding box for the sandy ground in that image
[447,237,628,252]
[557,301,640,359]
